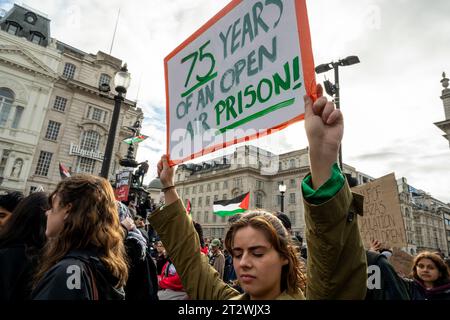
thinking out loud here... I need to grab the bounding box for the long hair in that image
[224,211,306,295]
[411,251,450,287]
[0,192,48,254]
[34,174,128,288]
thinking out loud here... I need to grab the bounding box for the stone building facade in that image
[0,4,60,192]
[0,3,143,194]
[26,43,143,194]
[398,178,449,256]
[173,145,362,239]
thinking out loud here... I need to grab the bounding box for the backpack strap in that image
[63,252,99,300]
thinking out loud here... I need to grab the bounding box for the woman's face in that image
[156,241,165,254]
[232,226,288,300]
[416,258,440,284]
[45,194,69,238]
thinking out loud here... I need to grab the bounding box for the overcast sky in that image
[2,0,449,203]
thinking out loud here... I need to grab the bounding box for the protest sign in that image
[165,0,316,165]
[352,173,407,249]
[115,170,132,202]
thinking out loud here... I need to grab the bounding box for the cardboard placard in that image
[352,173,407,249]
[115,170,132,202]
[165,0,316,165]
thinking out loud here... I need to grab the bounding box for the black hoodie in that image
[32,250,124,300]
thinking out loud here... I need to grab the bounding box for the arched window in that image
[81,130,100,151]
[0,88,15,127]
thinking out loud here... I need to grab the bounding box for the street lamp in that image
[100,64,131,179]
[278,182,286,213]
[315,55,360,169]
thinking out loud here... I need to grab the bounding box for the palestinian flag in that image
[213,192,249,217]
[123,135,148,145]
[59,163,71,180]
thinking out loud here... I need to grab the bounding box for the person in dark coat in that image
[0,192,48,300]
[0,191,24,231]
[404,251,450,300]
[32,175,128,300]
[118,201,158,300]
[365,250,410,300]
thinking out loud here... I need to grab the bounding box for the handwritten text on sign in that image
[165,0,314,164]
[352,173,407,249]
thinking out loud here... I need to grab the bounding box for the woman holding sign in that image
[148,85,367,299]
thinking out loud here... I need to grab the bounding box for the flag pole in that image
[109,8,121,55]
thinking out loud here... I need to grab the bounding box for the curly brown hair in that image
[411,251,450,287]
[224,211,306,295]
[34,174,128,288]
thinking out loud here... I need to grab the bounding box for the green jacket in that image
[148,181,366,300]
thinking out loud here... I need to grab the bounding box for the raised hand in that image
[304,84,344,189]
[156,155,179,206]
[157,155,175,188]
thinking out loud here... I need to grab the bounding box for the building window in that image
[192,186,197,194]
[81,130,100,151]
[223,181,228,189]
[87,106,107,123]
[204,212,209,223]
[290,159,295,168]
[6,23,20,35]
[0,150,10,177]
[290,179,296,188]
[185,187,190,195]
[233,178,242,188]
[207,183,211,192]
[206,196,210,206]
[11,106,24,129]
[215,183,219,190]
[0,88,14,127]
[199,185,204,193]
[256,192,263,208]
[53,96,67,112]
[63,63,76,79]
[191,198,195,208]
[30,32,43,45]
[445,219,450,227]
[214,195,219,202]
[29,186,37,195]
[256,180,264,190]
[279,161,282,170]
[289,193,296,204]
[76,157,96,174]
[35,151,53,176]
[289,211,296,225]
[223,194,227,200]
[45,120,61,141]
[99,73,111,87]
[198,197,202,207]
[212,213,217,223]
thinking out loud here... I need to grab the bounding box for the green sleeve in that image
[302,163,345,205]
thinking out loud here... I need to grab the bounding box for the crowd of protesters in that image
[0,86,449,300]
